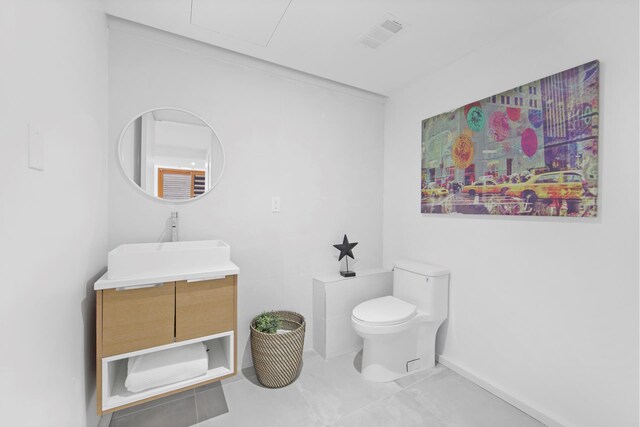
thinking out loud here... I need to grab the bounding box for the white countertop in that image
[94,261,240,290]
[313,268,391,284]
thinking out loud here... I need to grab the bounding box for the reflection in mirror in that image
[119,109,224,201]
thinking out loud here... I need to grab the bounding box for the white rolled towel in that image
[125,342,208,393]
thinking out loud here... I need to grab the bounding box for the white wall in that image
[0,1,108,426]
[382,1,638,427]
[107,19,386,369]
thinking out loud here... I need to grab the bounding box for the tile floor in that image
[109,351,546,427]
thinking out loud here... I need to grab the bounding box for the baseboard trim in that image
[436,354,567,427]
[97,412,112,427]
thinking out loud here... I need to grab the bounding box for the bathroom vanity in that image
[94,240,239,415]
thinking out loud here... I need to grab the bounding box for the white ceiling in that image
[106,0,573,95]
[190,0,292,46]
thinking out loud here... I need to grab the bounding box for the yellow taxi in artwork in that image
[422,182,449,198]
[503,171,584,204]
[461,178,501,197]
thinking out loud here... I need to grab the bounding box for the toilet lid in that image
[352,296,417,326]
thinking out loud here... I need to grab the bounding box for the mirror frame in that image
[117,107,226,204]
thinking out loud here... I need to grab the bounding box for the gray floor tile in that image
[301,349,323,369]
[405,369,545,427]
[198,376,323,427]
[195,385,229,422]
[335,391,449,427]
[294,351,402,424]
[112,388,195,419]
[194,380,222,394]
[394,363,447,388]
[107,351,546,427]
[109,395,198,427]
[219,366,257,387]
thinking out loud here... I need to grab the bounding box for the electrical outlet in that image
[271,197,281,213]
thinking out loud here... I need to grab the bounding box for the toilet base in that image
[359,322,438,382]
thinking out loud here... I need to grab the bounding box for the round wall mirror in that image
[118,108,225,202]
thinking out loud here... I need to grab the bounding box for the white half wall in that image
[382,1,638,427]
[0,1,108,426]
[107,19,386,369]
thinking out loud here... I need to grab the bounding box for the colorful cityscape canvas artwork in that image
[421,61,599,217]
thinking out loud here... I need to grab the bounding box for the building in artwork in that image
[421,60,599,188]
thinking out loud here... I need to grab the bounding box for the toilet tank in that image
[393,260,449,320]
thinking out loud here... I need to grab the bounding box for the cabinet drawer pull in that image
[187,276,225,283]
[116,283,164,291]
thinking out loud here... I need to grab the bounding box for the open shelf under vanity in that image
[102,331,234,411]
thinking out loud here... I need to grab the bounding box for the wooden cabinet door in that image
[176,276,236,341]
[102,282,175,356]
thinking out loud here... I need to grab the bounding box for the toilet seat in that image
[352,296,417,326]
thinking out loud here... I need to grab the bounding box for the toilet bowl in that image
[351,260,449,382]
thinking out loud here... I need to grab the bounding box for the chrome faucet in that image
[171,212,179,242]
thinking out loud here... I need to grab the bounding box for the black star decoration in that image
[333,234,358,261]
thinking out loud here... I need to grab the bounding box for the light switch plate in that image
[28,124,44,171]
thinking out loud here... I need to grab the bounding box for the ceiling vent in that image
[360,15,403,49]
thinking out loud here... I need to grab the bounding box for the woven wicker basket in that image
[250,311,306,388]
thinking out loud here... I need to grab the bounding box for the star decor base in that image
[340,270,356,277]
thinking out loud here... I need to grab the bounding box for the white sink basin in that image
[107,240,231,280]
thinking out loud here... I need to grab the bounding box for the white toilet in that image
[351,260,449,382]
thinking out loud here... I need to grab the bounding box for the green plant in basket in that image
[254,312,282,334]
